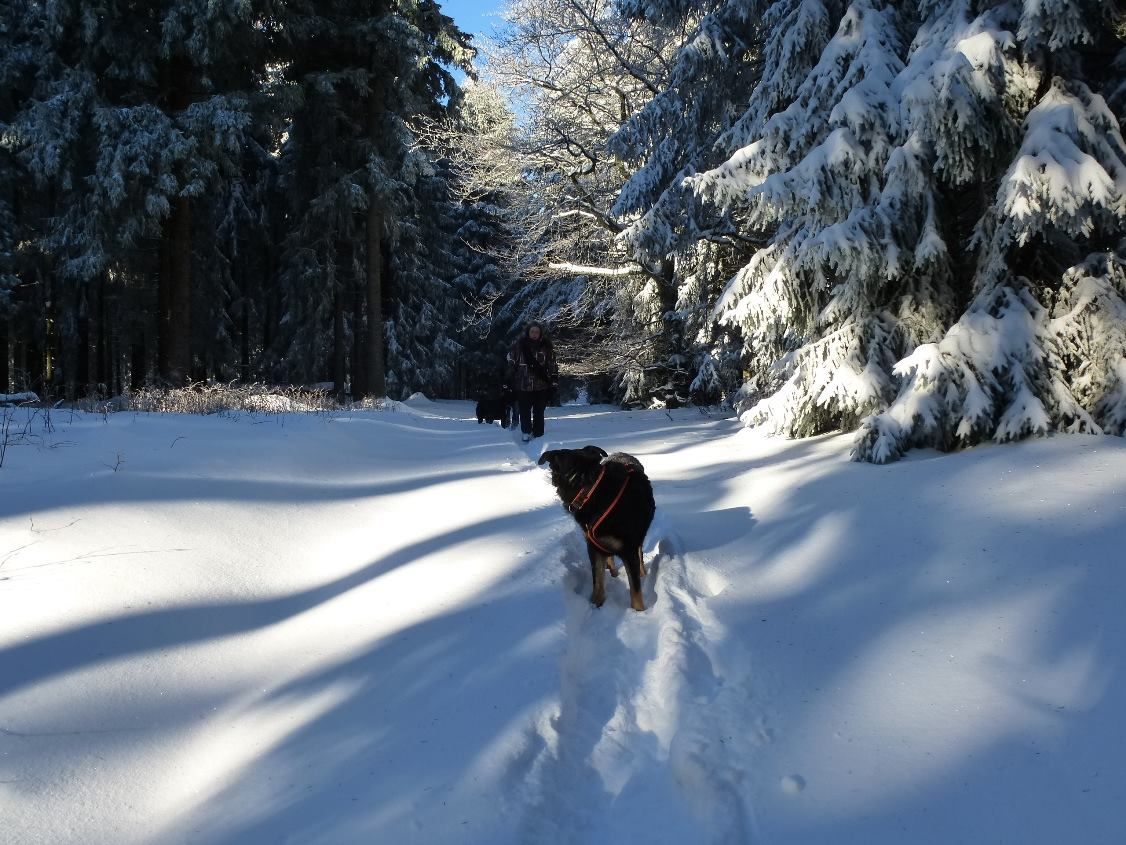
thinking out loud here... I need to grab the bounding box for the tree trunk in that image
[131,339,146,391]
[77,287,91,398]
[351,277,366,397]
[656,255,687,402]
[27,337,43,397]
[0,316,8,395]
[161,195,192,385]
[45,274,58,397]
[365,76,386,398]
[262,214,281,364]
[66,287,81,398]
[365,206,385,398]
[158,56,193,387]
[239,268,251,382]
[96,275,109,392]
[333,288,347,403]
[157,233,170,380]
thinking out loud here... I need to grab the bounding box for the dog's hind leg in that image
[637,545,646,578]
[586,542,609,607]
[605,557,619,578]
[623,545,646,611]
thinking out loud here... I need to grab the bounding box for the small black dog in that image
[538,445,655,611]
[476,389,516,428]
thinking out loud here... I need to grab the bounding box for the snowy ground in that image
[2,398,1125,844]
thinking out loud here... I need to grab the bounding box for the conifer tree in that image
[673,0,1124,459]
[852,0,1126,460]
[386,150,466,396]
[7,0,270,387]
[0,0,38,393]
[274,0,471,398]
[2,0,477,399]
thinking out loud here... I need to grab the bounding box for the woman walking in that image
[506,321,559,442]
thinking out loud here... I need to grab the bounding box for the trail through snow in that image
[511,485,756,844]
[412,402,761,843]
[3,398,1126,844]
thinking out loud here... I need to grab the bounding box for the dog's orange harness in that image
[569,466,634,554]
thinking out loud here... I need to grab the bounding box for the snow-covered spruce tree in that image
[690,0,946,435]
[1051,247,1126,434]
[853,1,1126,461]
[273,0,471,397]
[441,198,512,397]
[608,0,765,405]
[0,0,38,394]
[385,151,468,398]
[193,133,286,383]
[681,0,1124,457]
[9,0,269,387]
[272,38,372,391]
[0,0,33,310]
[369,0,472,399]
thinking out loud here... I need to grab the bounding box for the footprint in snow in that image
[781,774,806,795]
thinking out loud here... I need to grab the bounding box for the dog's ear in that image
[537,450,557,467]
[579,445,607,460]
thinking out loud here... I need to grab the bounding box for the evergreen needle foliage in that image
[3,0,1124,464]
[452,0,1124,457]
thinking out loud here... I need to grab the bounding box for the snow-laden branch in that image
[553,209,600,220]
[548,262,643,276]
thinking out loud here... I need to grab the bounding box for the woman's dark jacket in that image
[506,335,558,392]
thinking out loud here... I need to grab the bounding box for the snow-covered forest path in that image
[5,398,1126,845]
[513,526,759,844]
[500,427,759,843]
[1,399,763,845]
[405,398,761,843]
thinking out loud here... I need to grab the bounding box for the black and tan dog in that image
[537,445,655,611]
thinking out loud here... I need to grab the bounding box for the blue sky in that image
[441,0,503,41]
